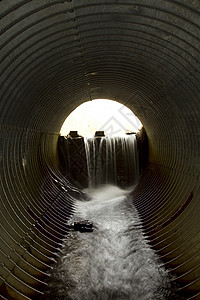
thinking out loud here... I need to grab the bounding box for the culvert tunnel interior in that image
[0,0,200,299]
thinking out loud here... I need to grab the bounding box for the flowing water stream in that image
[40,185,188,299]
[84,135,139,188]
[39,135,189,299]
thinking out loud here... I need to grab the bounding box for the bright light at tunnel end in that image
[60,99,142,138]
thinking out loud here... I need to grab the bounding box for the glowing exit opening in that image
[60,99,142,137]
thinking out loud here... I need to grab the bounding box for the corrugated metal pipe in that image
[0,1,200,298]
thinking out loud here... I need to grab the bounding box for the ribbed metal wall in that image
[0,1,200,299]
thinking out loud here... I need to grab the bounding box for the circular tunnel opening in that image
[60,98,143,137]
[58,99,147,190]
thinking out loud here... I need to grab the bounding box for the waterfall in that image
[84,135,139,189]
[41,135,186,300]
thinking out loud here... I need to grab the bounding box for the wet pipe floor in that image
[38,185,190,300]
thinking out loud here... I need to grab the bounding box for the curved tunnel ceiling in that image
[0,0,200,298]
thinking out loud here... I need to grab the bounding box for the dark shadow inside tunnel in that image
[1,0,200,299]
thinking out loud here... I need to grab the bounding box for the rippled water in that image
[41,185,188,300]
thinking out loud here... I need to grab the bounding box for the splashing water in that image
[41,185,185,300]
[38,135,190,299]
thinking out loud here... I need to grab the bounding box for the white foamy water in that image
[84,135,139,188]
[41,185,183,300]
